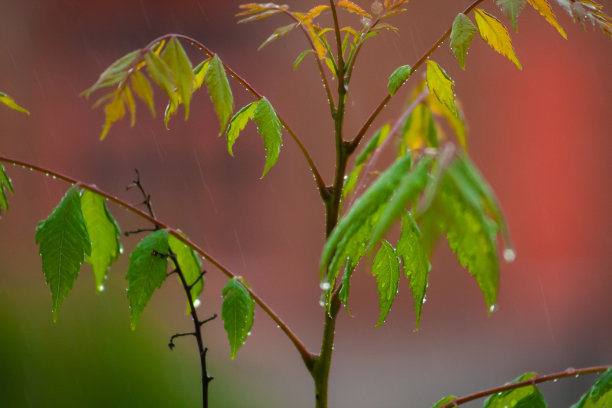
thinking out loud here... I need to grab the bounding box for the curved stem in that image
[436,365,611,408]
[143,33,328,200]
[348,0,487,152]
[0,155,315,369]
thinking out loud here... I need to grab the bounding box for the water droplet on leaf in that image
[503,248,516,262]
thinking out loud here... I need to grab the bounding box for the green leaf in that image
[432,396,457,408]
[474,8,522,69]
[162,38,195,119]
[338,264,354,314]
[168,234,204,312]
[396,212,431,330]
[82,49,142,97]
[35,186,91,321]
[222,277,255,359]
[496,0,527,31]
[204,54,234,136]
[571,367,612,408]
[259,23,298,50]
[294,49,314,70]
[483,373,546,408]
[193,58,211,91]
[426,60,457,117]
[130,70,155,117]
[356,124,391,166]
[0,164,14,214]
[372,240,400,327]
[450,13,477,69]
[145,51,177,105]
[226,101,259,156]
[81,190,121,291]
[253,97,282,178]
[126,229,169,328]
[0,91,30,114]
[387,65,412,96]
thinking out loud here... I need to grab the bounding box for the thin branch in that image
[436,365,611,408]
[349,0,487,152]
[126,168,156,220]
[124,227,157,236]
[143,33,328,200]
[168,331,196,350]
[0,155,315,369]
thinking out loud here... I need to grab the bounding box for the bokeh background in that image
[0,0,610,407]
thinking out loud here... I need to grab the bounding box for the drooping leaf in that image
[0,164,14,214]
[396,212,431,329]
[337,0,372,18]
[432,396,458,408]
[98,89,126,140]
[126,229,169,328]
[571,367,612,408]
[204,54,234,136]
[401,103,439,149]
[387,65,412,96]
[496,0,527,31]
[339,264,354,313]
[425,90,467,150]
[81,190,121,291]
[474,8,522,69]
[303,19,328,59]
[483,372,546,408]
[226,101,259,156]
[169,234,204,312]
[259,23,298,50]
[35,186,91,321]
[426,60,458,117]
[122,84,136,126]
[145,51,177,105]
[82,49,142,97]
[193,58,211,91]
[130,70,156,117]
[372,240,400,327]
[356,124,391,166]
[293,49,315,70]
[161,38,195,119]
[222,277,255,359]
[450,13,477,69]
[253,97,282,178]
[525,0,567,38]
[0,92,30,114]
[296,5,331,23]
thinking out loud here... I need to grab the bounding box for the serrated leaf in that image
[193,59,211,91]
[222,277,255,359]
[35,186,91,321]
[161,38,195,119]
[474,8,522,69]
[205,54,234,136]
[259,23,297,50]
[253,97,282,178]
[81,191,121,291]
[432,396,457,408]
[483,372,546,408]
[130,70,155,117]
[226,101,259,156]
[126,229,169,328]
[293,49,315,70]
[396,213,431,329]
[0,164,14,214]
[496,0,527,31]
[387,65,412,96]
[145,51,177,103]
[373,240,400,327]
[82,49,142,97]
[426,60,458,117]
[337,0,372,18]
[169,234,204,313]
[526,0,567,38]
[571,367,612,408]
[450,13,477,70]
[0,91,29,114]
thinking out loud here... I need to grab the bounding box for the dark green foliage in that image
[482,373,546,408]
[572,368,612,408]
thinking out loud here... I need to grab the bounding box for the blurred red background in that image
[0,1,610,407]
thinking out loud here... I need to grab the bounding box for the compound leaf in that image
[388,65,412,96]
[253,97,282,178]
[222,277,255,359]
[168,234,204,311]
[0,164,14,214]
[126,229,169,328]
[372,240,400,327]
[496,0,527,31]
[81,190,121,291]
[450,13,477,69]
[571,367,612,408]
[205,54,234,135]
[0,91,29,114]
[226,101,258,156]
[35,186,91,321]
[162,38,195,119]
[426,60,458,117]
[483,373,546,408]
[525,0,567,38]
[474,8,522,69]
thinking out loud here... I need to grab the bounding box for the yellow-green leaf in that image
[474,8,522,70]
[387,65,412,96]
[526,0,567,38]
[161,38,195,119]
[100,90,126,140]
[82,49,142,97]
[204,55,234,136]
[450,13,477,70]
[426,60,457,117]
[145,51,177,102]
[130,70,156,117]
[253,97,282,178]
[226,101,258,156]
[168,234,204,314]
[193,58,211,91]
[0,164,14,214]
[258,23,298,50]
[337,0,372,18]
[0,92,29,114]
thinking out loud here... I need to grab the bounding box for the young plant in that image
[0,1,610,407]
